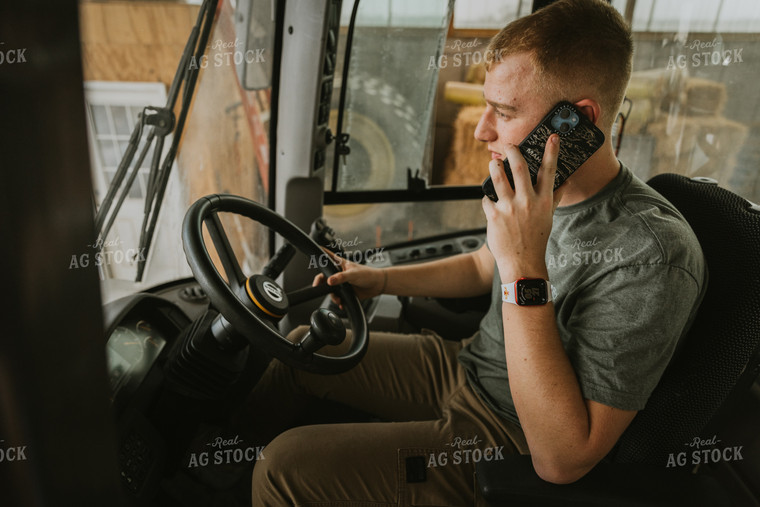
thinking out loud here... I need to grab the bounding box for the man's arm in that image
[383,245,494,298]
[320,243,495,300]
[501,299,637,483]
[484,135,635,483]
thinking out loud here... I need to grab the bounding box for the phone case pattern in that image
[482,102,605,200]
[519,117,605,190]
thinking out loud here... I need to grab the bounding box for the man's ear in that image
[574,99,602,126]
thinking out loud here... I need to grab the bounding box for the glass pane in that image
[631,0,655,31]
[716,0,760,31]
[98,139,119,167]
[90,104,110,134]
[330,0,453,192]
[391,0,457,27]
[118,140,130,159]
[620,5,760,203]
[111,105,131,136]
[648,1,720,32]
[236,0,276,90]
[138,140,156,169]
[103,169,116,186]
[324,199,484,249]
[453,0,521,29]
[129,171,146,199]
[126,106,141,129]
[177,0,272,280]
[610,0,628,16]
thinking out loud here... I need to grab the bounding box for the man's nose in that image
[474,110,496,143]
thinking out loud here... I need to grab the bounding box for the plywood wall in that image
[79,1,200,85]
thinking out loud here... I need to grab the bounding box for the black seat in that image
[476,174,760,506]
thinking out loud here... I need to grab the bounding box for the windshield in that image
[81,0,271,303]
[81,0,760,304]
[325,0,454,193]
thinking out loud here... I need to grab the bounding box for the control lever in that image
[262,242,296,280]
[297,308,346,355]
[310,218,346,256]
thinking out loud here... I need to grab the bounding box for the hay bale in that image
[646,117,701,159]
[444,81,485,106]
[645,114,748,185]
[626,69,669,100]
[683,77,727,116]
[440,105,491,186]
[623,68,687,135]
[646,115,748,161]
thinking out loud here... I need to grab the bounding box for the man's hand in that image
[481,134,564,281]
[312,249,386,307]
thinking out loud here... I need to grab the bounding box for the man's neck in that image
[557,144,621,207]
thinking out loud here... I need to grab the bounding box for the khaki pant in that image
[243,328,528,506]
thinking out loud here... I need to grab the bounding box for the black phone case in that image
[482,101,605,201]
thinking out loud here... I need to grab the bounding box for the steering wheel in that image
[182,194,368,374]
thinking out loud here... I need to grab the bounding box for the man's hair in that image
[485,0,633,131]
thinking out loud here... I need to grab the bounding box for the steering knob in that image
[298,308,346,355]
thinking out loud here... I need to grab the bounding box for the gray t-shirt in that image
[458,164,707,425]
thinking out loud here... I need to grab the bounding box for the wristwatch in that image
[502,278,555,306]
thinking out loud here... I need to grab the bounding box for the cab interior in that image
[1,0,760,505]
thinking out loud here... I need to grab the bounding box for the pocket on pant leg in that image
[397,447,475,507]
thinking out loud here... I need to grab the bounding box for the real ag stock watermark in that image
[547,235,624,269]
[187,434,265,468]
[0,439,28,463]
[426,435,505,468]
[666,38,744,70]
[427,39,503,70]
[308,236,386,269]
[666,434,743,468]
[68,236,147,269]
[0,42,28,65]
[188,38,266,70]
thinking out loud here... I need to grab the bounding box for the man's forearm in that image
[501,301,595,481]
[383,249,491,299]
[499,273,636,484]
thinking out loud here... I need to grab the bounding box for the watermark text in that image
[187,434,265,468]
[69,236,147,269]
[427,435,505,468]
[0,440,28,463]
[188,38,266,69]
[666,435,743,468]
[0,43,28,65]
[667,39,744,70]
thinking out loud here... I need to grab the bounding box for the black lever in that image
[261,242,296,280]
[297,308,346,355]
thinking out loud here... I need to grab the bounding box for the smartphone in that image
[482,101,605,201]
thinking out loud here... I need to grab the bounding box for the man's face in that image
[474,53,554,161]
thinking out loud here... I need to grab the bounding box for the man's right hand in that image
[312,249,386,308]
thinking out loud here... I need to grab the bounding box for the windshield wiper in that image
[93,0,219,282]
[328,0,361,192]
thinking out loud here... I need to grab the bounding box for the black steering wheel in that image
[182,194,368,374]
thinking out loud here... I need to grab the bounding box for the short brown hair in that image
[485,0,633,131]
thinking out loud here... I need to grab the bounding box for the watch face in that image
[516,279,549,305]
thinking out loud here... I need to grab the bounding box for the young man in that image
[247,0,706,504]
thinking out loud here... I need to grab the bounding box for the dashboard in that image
[103,293,194,502]
[103,294,192,414]
[106,320,166,408]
